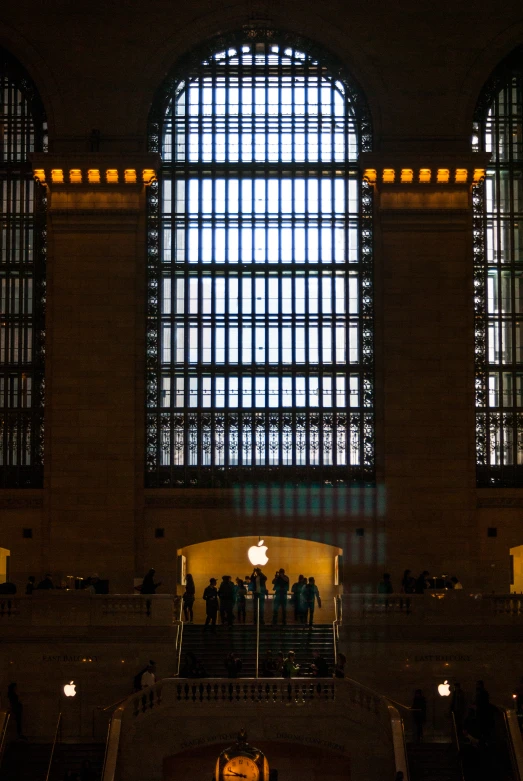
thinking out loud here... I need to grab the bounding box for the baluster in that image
[213,683,219,700]
[184,682,189,701]
[133,696,140,717]
[206,683,211,701]
[235,684,240,701]
[220,684,226,701]
[176,684,181,701]
[198,683,204,702]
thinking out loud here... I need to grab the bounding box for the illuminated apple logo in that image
[438,680,451,697]
[248,540,269,566]
[63,681,77,697]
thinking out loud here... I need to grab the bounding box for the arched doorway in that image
[178,536,342,623]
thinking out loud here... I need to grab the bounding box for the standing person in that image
[272,568,290,625]
[378,573,393,594]
[411,689,427,743]
[282,651,299,678]
[218,575,235,627]
[291,575,306,623]
[36,573,54,590]
[334,652,347,679]
[304,577,321,626]
[251,567,268,625]
[182,574,195,623]
[25,576,35,595]
[140,662,156,689]
[7,683,25,739]
[475,680,492,741]
[310,650,329,677]
[274,651,285,677]
[133,659,156,691]
[235,578,247,624]
[449,681,467,734]
[401,570,416,594]
[203,578,219,632]
[261,650,277,677]
[225,651,242,678]
[140,568,162,594]
[415,571,430,594]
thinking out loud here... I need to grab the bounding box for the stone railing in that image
[340,592,523,624]
[0,593,181,627]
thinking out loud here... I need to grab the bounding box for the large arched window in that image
[0,50,46,488]
[147,32,373,487]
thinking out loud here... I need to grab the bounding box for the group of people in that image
[378,570,463,595]
[177,649,347,680]
[411,680,494,748]
[182,569,322,630]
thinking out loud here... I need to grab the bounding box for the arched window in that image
[474,48,523,487]
[0,50,46,487]
[147,32,373,487]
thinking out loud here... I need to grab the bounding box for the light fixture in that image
[419,169,431,183]
[363,168,377,185]
[33,169,46,185]
[51,169,64,184]
[142,169,157,185]
[455,168,468,183]
[473,168,486,183]
[124,169,137,184]
[436,168,450,184]
[87,169,101,184]
[382,168,395,184]
[400,168,413,184]
[106,169,119,183]
[69,169,82,184]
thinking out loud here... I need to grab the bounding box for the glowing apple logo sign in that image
[438,680,451,697]
[248,540,269,567]
[63,681,77,697]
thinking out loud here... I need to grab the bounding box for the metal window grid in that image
[146,33,373,487]
[474,49,523,486]
[0,51,46,488]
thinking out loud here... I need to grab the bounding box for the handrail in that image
[101,703,126,781]
[344,675,417,714]
[450,712,465,781]
[504,709,523,781]
[0,711,10,768]
[175,596,184,676]
[255,593,260,678]
[45,712,61,781]
[388,704,410,781]
[97,696,128,713]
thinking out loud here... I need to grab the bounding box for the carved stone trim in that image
[477,497,523,508]
[0,493,44,509]
[145,495,234,510]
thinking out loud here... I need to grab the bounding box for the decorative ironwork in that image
[146,32,374,487]
[474,49,523,486]
[0,50,46,488]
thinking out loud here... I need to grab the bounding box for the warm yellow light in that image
[419,168,431,183]
[33,169,46,184]
[87,169,101,184]
[436,168,450,183]
[124,169,137,184]
[363,168,377,185]
[455,168,468,184]
[400,168,413,184]
[51,169,64,184]
[382,168,395,184]
[106,169,119,184]
[473,168,486,183]
[69,169,82,184]
[142,169,157,185]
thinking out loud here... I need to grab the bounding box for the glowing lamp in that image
[473,168,486,183]
[382,168,395,184]
[124,169,137,184]
[51,169,64,184]
[142,169,157,185]
[419,168,431,183]
[363,168,377,185]
[455,168,468,184]
[436,168,450,184]
[106,169,119,184]
[87,169,101,184]
[69,169,82,184]
[400,168,413,184]
[33,169,46,185]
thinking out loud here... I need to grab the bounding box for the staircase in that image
[406,742,462,781]
[179,623,335,677]
[0,741,106,781]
